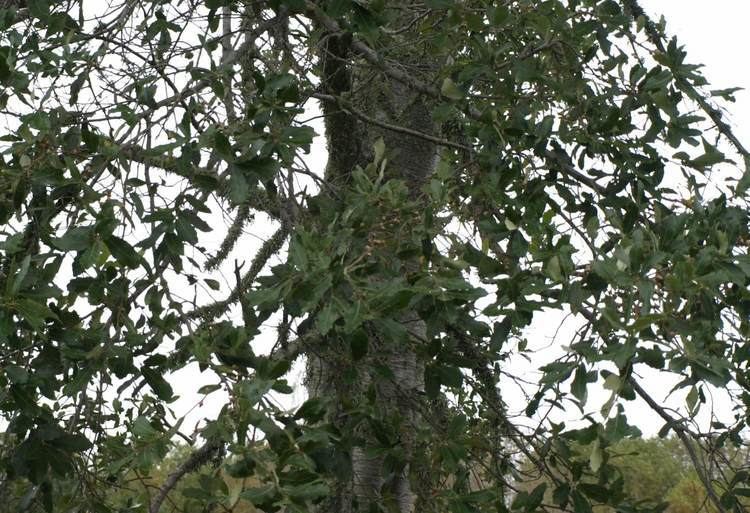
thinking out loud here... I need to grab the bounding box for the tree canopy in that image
[0,1,749,512]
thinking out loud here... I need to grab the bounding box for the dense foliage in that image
[0,0,749,512]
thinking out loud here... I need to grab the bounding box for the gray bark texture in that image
[307,13,438,512]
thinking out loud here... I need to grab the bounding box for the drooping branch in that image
[449,327,566,495]
[119,142,281,218]
[573,305,729,513]
[134,9,289,122]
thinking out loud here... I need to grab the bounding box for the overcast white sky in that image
[169,2,750,439]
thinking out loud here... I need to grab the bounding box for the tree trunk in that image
[307,16,438,512]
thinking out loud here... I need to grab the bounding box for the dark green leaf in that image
[5,365,29,384]
[104,236,142,269]
[349,329,368,360]
[142,368,174,400]
[14,299,56,329]
[53,434,92,453]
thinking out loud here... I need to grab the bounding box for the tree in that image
[515,436,750,513]
[0,1,749,512]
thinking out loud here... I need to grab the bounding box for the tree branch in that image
[629,379,728,513]
[119,142,281,218]
[184,224,289,322]
[205,200,253,271]
[306,1,442,97]
[574,304,728,513]
[313,92,473,152]
[149,440,223,513]
[623,0,750,160]
[140,10,289,120]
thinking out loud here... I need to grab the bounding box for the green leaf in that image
[512,483,547,512]
[687,138,726,169]
[578,483,610,503]
[686,385,699,414]
[571,365,588,404]
[425,365,440,398]
[40,481,53,513]
[373,137,386,166]
[51,226,94,251]
[104,236,142,269]
[527,483,547,511]
[349,329,368,361]
[372,318,408,342]
[28,0,50,19]
[627,313,664,333]
[214,130,233,160]
[11,254,30,295]
[573,491,593,513]
[142,367,174,400]
[0,232,25,253]
[589,438,603,472]
[737,155,750,194]
[711,87,743,100]
[638,347,665,369]
[597,0,621,16]
[441,78,463,100]
[438,365,462,388]
[197,384,221,394]
[490,317,512,351]
[131,416,159,438]
[5,364,29,384]
[281,126,316,146]
[241,485,277,505]
[53,434,92,453]
[316,303,338,335]
[488,5,510,25]
[14,298,56,329]
[283,480,330,501]
[546,255,563,281]
[553,484,571,507]
[204,278,221,291]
